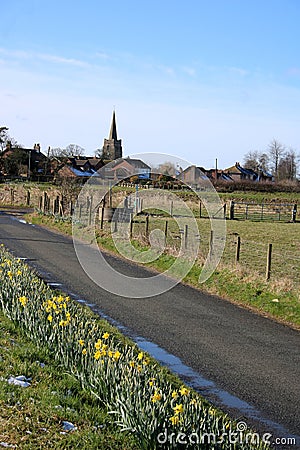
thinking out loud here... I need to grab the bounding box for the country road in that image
[0,209,299,443]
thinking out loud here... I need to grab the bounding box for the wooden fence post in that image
[145,215,149,238]
[292,204,297,222]
[130,213,133,239]
[199,200,202,218]
[170,200,173,217]
[59,200,64,217]
[10,189,14,205]
[88,201,92,226]
[245,204,249,220]
[223,203,227,219]
[43,192,47,214]
[266,243,272,280]
[164,220,168,245]
[39,196,43,211]
[235,236,241,263]
[229,201,235,220]
[209,230,214,257]
[100,206,104,230]
[114,216,118,232]
[184,224,188,249]
[26,190,30,206]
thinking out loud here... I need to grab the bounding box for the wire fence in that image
[1,187,299,286]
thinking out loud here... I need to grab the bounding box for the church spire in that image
[108,110,118,140]
[102,109,122,160]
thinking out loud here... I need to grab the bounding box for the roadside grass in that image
[0,311,139,450]
[26,211,300,328]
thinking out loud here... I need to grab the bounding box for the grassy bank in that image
[0,311,138,449]
[26,211,300,329]
[0,245,270,449]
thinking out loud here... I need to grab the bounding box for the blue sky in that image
[1,0,300,168]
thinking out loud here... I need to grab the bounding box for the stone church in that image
[102,110,122,160]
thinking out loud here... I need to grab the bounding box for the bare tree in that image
[268,139,285,180]
[94,148,103,158]
[243,151,259,171]
[278,148,299,181]
[49,144,85,159]
[65,144,85,157]
[243,150,270,172]
[257,152,270,172]
[0,127,20,152]
[0,127,9,152]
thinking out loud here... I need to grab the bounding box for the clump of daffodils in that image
[0,244,269,450]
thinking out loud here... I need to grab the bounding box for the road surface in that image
[0,209,299,443]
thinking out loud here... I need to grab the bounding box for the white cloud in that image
[182,66,196,77]
[227,66,248,76]
[37,53,90,68]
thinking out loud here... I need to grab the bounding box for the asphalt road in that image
[0,209,299,442]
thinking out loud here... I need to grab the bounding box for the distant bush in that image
[214,180,300,193]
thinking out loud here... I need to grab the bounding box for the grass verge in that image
[0,311,138,449]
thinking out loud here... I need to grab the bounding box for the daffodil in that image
[18,296,28,307]
[113,350,121,361]
[179,386,189,396]
[78,339,85,346]
[171,390,178,399]
[151,391,162,403]
[94,350,101,360]
[137,352,144,360]
[82,348,87,355]
[102,332,110,339]
[149,378,156,387]
[169,415,179,425]
[95,340,102,350]
[173,403,183,415]
[47,314,53,323]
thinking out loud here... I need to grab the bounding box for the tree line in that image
[243,139,299,181]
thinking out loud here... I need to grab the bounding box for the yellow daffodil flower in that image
[179,386,189,396]
[151,391,162,403]
[169,415,179,425]
[173,403,183,415]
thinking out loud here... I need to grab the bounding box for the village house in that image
[102,157,151,181]
[1,142,49,178]
[56,157,104,180]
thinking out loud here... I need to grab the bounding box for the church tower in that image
[102,110,122,160]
